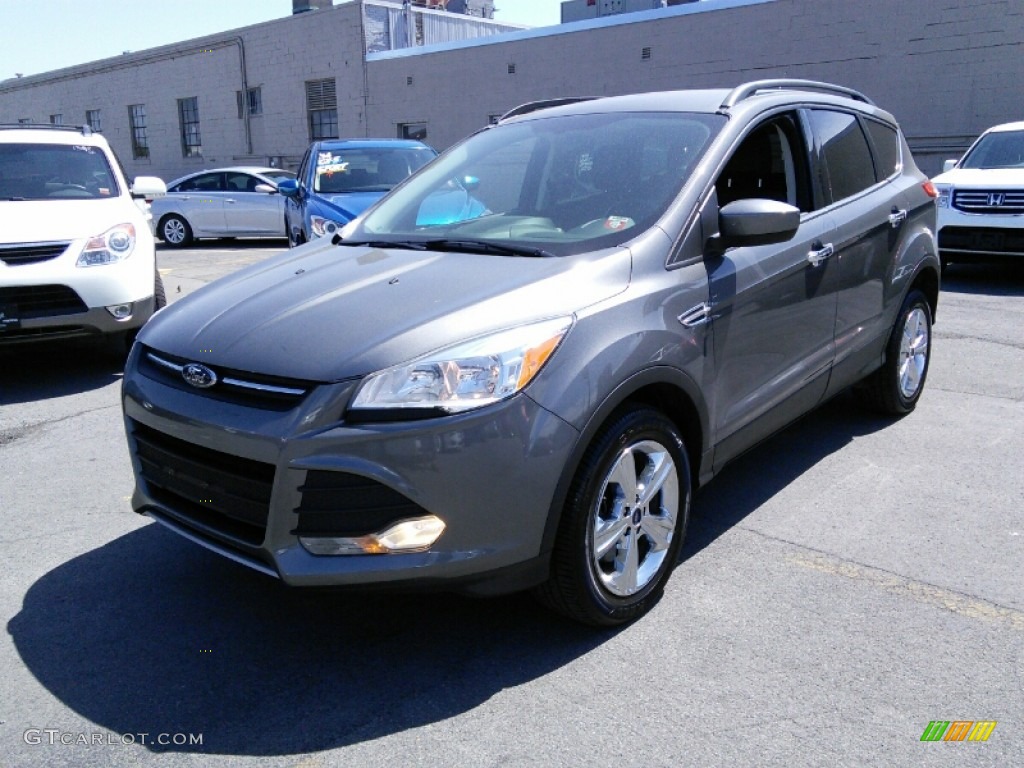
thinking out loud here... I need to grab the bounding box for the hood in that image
[317,191,388,221]
[932,168,1024,187]
[140,239,633,382]
[0,198,142,243]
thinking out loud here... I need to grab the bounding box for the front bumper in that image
[0,295,156,343]
[937,207,1024,258]
[122,345,579,593]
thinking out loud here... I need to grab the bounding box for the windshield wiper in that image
[336,239,428,250]
[423,239,556,258]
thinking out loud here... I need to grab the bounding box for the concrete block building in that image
[1,0,1020,181]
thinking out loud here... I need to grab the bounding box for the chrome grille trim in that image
[145,351,309,397]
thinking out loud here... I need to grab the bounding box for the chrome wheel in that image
[590,439,679,597]
[898,307,929,399]
[161,215,191,246]
[535,407,690,626]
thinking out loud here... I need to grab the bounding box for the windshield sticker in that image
[316,162,349,177]
[72,145,96,153]
[604,216,635,231]
[98,188,111,196]
[317,152,337,166]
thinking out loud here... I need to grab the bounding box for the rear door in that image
[172,171,227,235]
[803,110,907,395]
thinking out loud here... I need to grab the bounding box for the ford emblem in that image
[182,362,218,389]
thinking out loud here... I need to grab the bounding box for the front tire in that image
[160,214,193,247]
[536,408,691,626]
[858,289,932,415]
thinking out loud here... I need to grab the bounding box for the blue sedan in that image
[279,139,436,246]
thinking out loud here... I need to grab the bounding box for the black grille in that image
[131,421,275,546]
[0,284,87,318]
[139,346,315,411]
[0,241,70,265]
[939,226,1024,256]
[953,189,1024,215]
[293,470,430,537]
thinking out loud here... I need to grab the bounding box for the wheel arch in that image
[908,263,940,325]
[536,366,710,560]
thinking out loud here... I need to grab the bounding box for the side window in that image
[863,118,901,182]
[808,110,876,202]
[716,113,813,213]
[178,172,224,192]
[226,172,259,192]
[296,148,311,186]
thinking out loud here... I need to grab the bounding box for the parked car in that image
[151,166,296,246]
[1,124,166,350]
[932,121,1024,269]
[122,80,940,626]
[279,139,436,246]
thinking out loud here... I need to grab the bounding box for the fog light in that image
[105,303,133,320]
[300,515,446,556]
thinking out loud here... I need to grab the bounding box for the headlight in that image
[350,317,572,413]
[935,185,951,208]
[311,215,344,238]
[76,223,136,266]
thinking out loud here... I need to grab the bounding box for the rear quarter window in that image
[864,119,901,181]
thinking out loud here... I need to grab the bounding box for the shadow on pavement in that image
[683,392,897,559]
[0,338,124,405]
[8,523,611,756]
[940,261,1024,296]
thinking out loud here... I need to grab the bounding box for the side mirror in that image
[942,159,958,173]
[131,176,166,199]
[714,198,800,249]
[277,178,300,198]
[253,183,276,194]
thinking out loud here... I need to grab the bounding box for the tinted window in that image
[809,110,876,202]
[176,172,224,192]
[864,119,901,181]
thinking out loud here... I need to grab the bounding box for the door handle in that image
[807,242,834,267]
[225,199,236,204]
[888,208,907,228]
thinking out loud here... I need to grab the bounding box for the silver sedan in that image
[151,166,296,246]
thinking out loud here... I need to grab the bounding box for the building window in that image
[641,46,652,60]
[128,104,149,159]
[86,109,102,132]
[488,114,502,125]
[18,118,31,125]
[399,122,428,141]
[237,87,262,118]
[178,96,202,158]
[49,113,63,125]
[305,78,338,140]
[507,63,516,74]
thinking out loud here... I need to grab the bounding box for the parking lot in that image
[1,241,1021,767]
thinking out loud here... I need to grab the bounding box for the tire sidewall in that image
[569,409,691,623]
[890,290,932,411]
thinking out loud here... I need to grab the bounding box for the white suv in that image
[0,124,166,350]
[933,121,1024,269]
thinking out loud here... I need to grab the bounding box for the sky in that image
[1,0,564,79]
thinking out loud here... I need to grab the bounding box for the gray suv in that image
[122,80,939,626]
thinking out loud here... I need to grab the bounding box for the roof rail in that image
[499,97,598,122]
[719,79,875,110]
[0,123,93,136]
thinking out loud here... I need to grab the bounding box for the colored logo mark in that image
[920,721,997,742]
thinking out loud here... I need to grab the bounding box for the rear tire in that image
[160,214,193,247]
[857,289,932,415]
[535,407,690,626]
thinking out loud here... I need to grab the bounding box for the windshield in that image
[263,170,296,185]
[313,148,435,193]
[346,111,723,256]
[0,143,120,200]
[960,130,1024,169]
